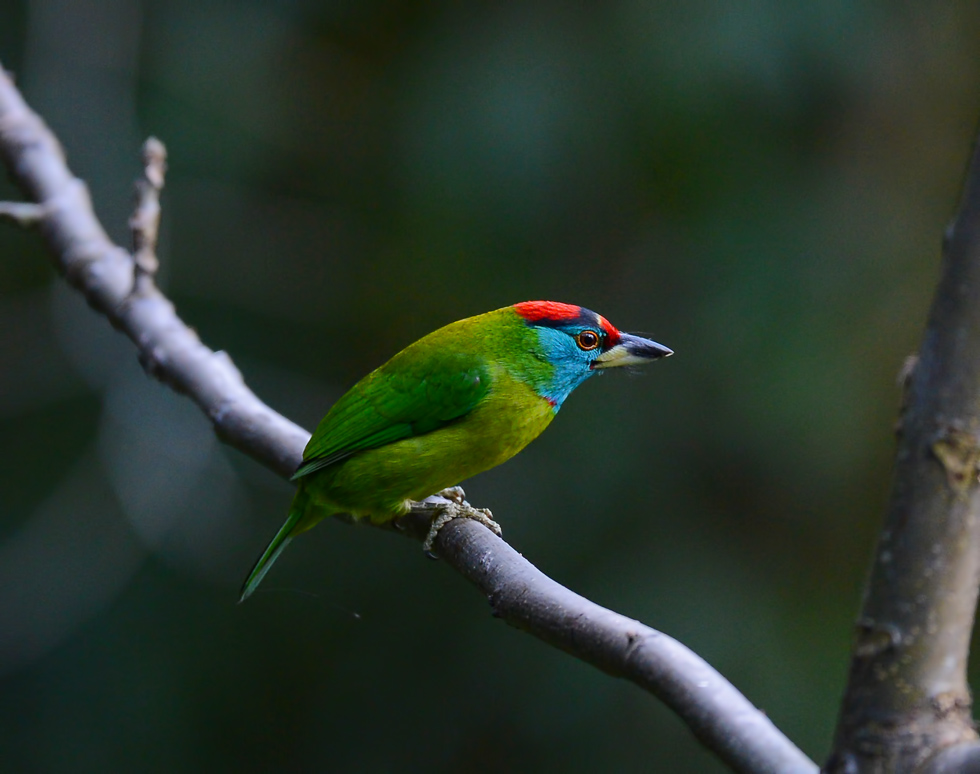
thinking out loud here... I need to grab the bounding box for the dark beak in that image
[593,332,673,369]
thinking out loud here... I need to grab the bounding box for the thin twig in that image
[0,62,816,774]
[0,200,45,225]
[129,136,166,292]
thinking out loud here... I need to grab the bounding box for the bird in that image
[239,300,672,601]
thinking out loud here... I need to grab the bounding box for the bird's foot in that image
[422,489,502,557]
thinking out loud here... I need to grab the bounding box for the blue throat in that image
[532,326,601,410]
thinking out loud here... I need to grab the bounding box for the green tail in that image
[239,488,309,603]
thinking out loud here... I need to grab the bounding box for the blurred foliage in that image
[1,1,979,772]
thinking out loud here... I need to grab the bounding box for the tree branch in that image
[0,63,816,774]
[826,131,980,771]
[921,742,980,774]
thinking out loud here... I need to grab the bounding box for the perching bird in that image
[240,301,672,601]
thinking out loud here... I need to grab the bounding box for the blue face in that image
[532,323,606,410]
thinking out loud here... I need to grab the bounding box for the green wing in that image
[292,349,490,480]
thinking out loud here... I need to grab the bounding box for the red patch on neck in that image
[513,301,583,323]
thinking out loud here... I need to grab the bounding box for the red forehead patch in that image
[513,300,622,345]
[513,301,583,323]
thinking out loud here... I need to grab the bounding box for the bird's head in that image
[512,301,672,409]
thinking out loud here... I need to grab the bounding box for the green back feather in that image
[291,314,536,480]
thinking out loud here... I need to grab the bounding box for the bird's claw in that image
[434,486,466,505]
[422,494,501,557]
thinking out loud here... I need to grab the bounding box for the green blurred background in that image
[1,1,978,771]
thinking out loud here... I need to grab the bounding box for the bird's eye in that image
[576,330,601,351]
